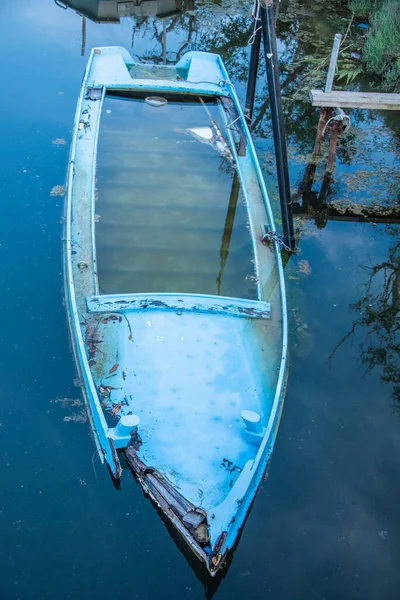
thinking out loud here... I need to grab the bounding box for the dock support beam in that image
[245,13,262,124]
[260,0,295,251]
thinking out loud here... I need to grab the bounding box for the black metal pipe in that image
[260,2,295,250]
[244,16,262,124]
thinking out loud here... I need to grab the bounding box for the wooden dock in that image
[310,90,400,111]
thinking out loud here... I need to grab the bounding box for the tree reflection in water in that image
[330,226,400,404]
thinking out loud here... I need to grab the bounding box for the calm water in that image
[96,95,255,297]
[1,1,400,599]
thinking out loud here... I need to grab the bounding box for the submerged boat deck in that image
[96,94,256,298]
[87,294,278,511]
[90,92,281,511]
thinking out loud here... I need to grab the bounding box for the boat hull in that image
[64,47,288,574]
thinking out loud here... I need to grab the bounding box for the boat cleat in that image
[110,414,140,449]
[241,409,265,446]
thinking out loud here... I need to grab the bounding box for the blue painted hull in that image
[64,47,288,575]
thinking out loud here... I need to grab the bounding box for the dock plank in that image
[310,90,400,110]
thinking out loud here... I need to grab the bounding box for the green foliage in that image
[336,45,364,86]
[363,1,400,90]
[349,0,400,90]
[349,0,375,14]
[336,63,363,84]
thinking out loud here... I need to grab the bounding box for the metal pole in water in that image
[325,33,342,94]
[324,33,342,175]
[245,13,262,124]
[260,0,295,251]
[312,34,342,158]
[162,19,167,65]
[81,16,86,57]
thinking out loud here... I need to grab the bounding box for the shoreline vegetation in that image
[349,0,400,91]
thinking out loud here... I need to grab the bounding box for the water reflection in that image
[330,226,400,405]
[96,94,256,298]
[57,0,196,61]
[57,0,188,21]
[1,0,400,598]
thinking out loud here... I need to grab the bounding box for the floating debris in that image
[298,259,312,276]
[145,96,167,107]
[50,185,65,197]
[55,397,87,424]
[55,397,83,408]
[188,126,214,143]
[52,138,67,146]
[63,413,87,424]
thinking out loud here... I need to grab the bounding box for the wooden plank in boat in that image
[86,293,271,319]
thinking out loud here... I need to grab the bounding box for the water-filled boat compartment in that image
[95,93,257,298]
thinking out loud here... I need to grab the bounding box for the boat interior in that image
[85,88,282,523]
[95,92,257,298]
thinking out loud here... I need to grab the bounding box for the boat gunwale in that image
[204,54,288,562]
[65,48,122,477]
[91,85,106,297]
[217,54,288,465]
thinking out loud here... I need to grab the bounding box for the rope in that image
[322,112,351,137]
[248,0,262,45]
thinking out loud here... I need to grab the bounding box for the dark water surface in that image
[1,1,400,599]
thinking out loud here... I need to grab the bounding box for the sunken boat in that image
[64,47,288,574]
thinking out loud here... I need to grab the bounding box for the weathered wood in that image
[310,90,400,110]
[87,293,272,319]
